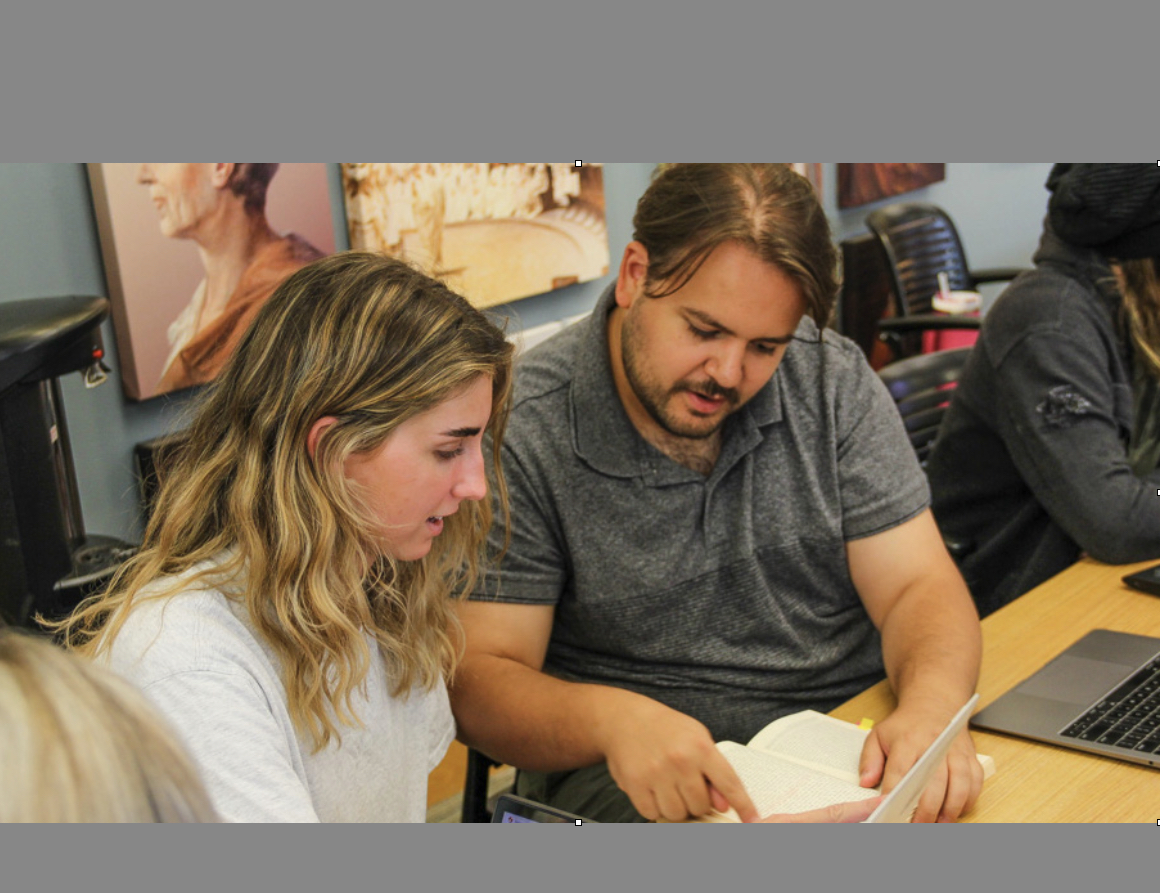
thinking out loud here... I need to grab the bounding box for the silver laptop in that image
[971,629,1160,769]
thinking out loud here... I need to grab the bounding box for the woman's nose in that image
[452,445,488,502]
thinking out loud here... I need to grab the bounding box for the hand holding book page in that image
[685,696,992,823]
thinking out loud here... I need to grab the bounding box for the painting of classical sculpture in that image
[341,163,609,309]
[89,163,335,400]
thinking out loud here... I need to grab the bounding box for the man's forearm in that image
[450,654,639,771]
[878,577,982,711]
[451,654,759,822]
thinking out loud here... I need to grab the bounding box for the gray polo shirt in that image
[474,285,929,744]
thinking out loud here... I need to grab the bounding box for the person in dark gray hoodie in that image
[929,164,1160,618]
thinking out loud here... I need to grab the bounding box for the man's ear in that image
[210,163,236,190]
[307,416,338,460]
[614,241,649,310]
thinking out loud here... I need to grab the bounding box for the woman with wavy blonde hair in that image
[0,629,217,822]
[54,251,514,822]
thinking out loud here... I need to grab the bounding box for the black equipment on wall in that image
[0,296,136,627]
[133,432,187,532]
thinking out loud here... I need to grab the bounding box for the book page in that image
[716,741,878,818]
[744,711,869,783]
[746,710,997,783]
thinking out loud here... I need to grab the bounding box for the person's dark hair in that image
[1047,164,1160,261]
[633,164,838,328]
[227,163,280,215]
[1046,164,1160,379]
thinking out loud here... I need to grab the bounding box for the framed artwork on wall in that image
[341,163,609,309]
[837,164,946,209]
[88,163,336,401]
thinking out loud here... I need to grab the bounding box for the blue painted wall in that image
[0,162,1053,542]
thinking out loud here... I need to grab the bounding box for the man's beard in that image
[620,312,740,440]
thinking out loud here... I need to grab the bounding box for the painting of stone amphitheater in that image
[341,163,609,308]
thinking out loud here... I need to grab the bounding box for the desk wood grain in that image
[829,557,1160,823]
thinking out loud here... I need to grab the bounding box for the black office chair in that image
[460,748,505,823]
[133,430,190,529]
[838,233,894,366]
[864,202,1027,361]
[877,346,972,470]
[878,346,975,562]
[839,232,986,371]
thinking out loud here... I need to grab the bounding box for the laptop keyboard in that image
[1061,655,1160,753]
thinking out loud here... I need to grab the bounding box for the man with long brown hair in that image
[453,164,983,824]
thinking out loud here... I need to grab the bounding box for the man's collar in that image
[569,284,783,481]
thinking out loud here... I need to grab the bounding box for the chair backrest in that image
[133,431,190,529]
[865,203,973,317]
[838,233,896,368]
[877,347,972,468]
[461,747,503,823]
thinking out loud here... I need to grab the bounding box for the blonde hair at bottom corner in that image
[0,629,218,823]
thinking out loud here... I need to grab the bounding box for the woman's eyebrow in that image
[440,427,482,438]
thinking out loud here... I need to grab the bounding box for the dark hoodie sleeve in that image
[991,314,1160,565]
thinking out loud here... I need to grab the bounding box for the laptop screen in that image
[490,794,592,824]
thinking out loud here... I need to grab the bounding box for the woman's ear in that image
[307,416,338,460]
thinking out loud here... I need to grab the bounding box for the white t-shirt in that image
[102,570,454,823]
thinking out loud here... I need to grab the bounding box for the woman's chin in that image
[381,539,435,563]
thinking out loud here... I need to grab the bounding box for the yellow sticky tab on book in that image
[858,718,875,731]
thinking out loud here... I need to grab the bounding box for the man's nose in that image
[706,341,745,389]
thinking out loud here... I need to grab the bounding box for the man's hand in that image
[597,693,760,823]
[846,511,984,823]
[857,703,983,823]
[760,796,882,824]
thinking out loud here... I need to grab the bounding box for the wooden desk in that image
[830,557,1160,822]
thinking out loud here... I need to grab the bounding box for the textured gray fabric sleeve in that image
[474,438,568,605]
[993,328,1160,563]
[142,669,321,823]
[835,356,931,540]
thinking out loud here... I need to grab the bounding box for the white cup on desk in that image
[932,289,982,315]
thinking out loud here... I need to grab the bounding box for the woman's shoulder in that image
[982,266,1117,361]
[102,564,271,687]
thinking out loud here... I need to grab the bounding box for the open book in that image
[686,708,996,823]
